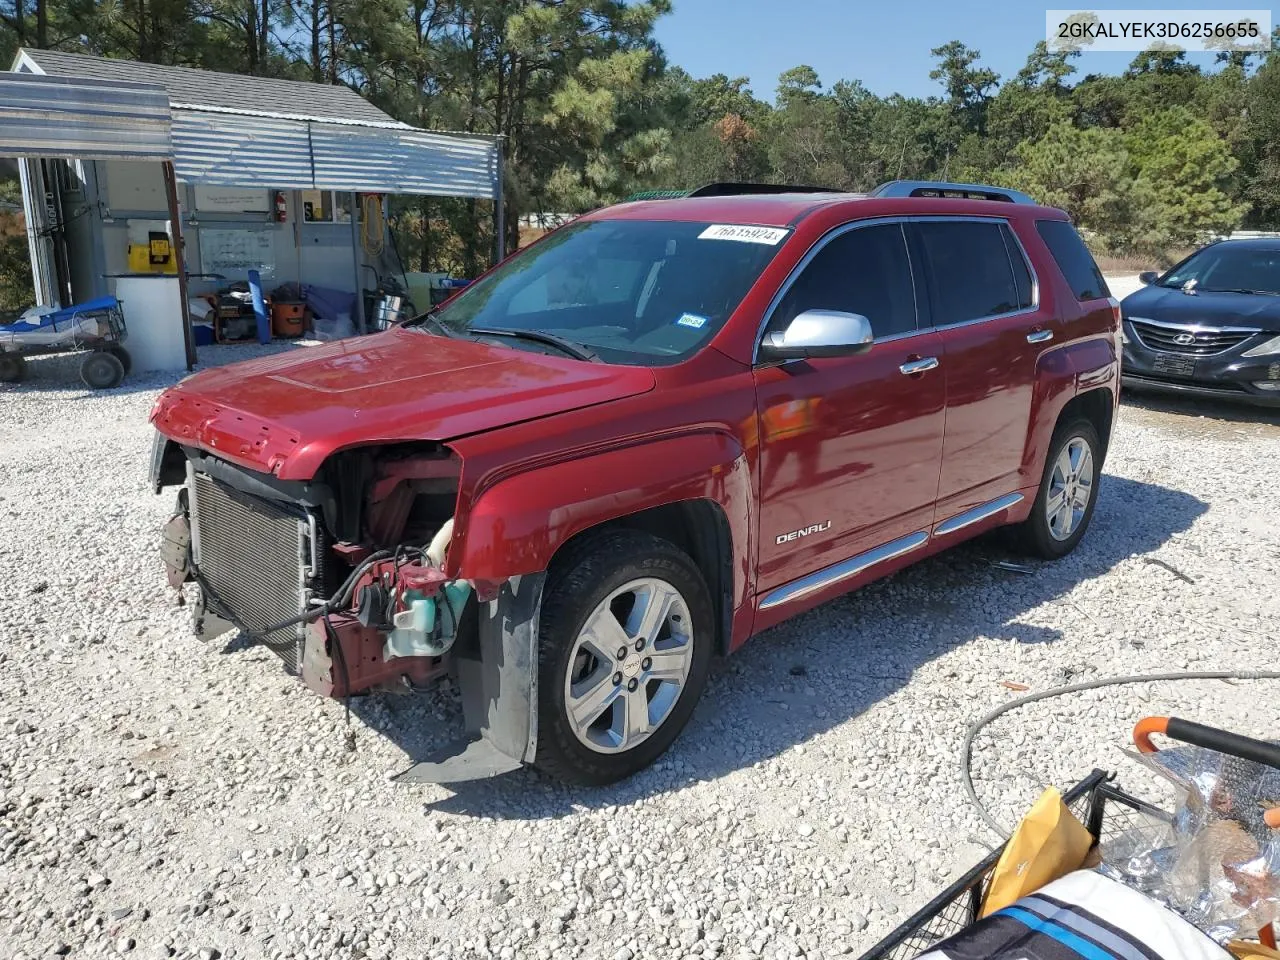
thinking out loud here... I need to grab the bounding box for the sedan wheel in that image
[564,577,695,754]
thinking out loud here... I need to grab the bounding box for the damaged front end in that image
[153,433,541,782]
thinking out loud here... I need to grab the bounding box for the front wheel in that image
[0,352,26,383]
[1010,418,1102,560]
[534,530,713,786]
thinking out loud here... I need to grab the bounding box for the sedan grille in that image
[189,471,323,673]
[1129,320,1256,356]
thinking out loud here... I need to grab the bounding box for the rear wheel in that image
[80,351,125,389]
[0,352,26,383]
[108,345,132,377]
[535,530,713,786]
[1010,418,1101,559]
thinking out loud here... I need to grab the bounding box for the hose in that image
[194,549,394,640]
[962,669,1280,838]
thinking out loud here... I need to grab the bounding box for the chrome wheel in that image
[562,577,694,754]
[1046,436,1094,541]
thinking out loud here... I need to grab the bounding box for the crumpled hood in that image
[1121,285,1280,330]
[150,329,655,480]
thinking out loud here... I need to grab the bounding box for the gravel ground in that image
[1,324,1276,960]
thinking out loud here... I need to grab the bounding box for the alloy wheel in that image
[1046,436,1095,541]
[562,577,694,754]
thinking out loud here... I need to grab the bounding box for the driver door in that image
[753,220,947,595]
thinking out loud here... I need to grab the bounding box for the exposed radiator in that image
[189,469,323,673]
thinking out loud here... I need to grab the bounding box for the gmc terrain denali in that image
[150,180,1121,785]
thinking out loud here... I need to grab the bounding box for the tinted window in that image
[1036,219,1110,301]
[916,220,1025,325]
[771,223,917,339]
[1002,225,1035,309]
[430,219,786,366]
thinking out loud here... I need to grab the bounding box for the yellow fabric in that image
[1228,940,1280,960]
[980,786,1095,918]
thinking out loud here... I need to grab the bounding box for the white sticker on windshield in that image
[676,313,708,329]
[698,224,789,245]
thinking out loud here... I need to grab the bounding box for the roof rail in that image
[871,180,1035,205]
[686,182,840,198]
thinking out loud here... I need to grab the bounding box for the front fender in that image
[449,430,754,609]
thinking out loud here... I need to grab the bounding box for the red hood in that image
[150,329,655,480]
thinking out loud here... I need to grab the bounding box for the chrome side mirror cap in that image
[760,309,875,360]
[1138,271,1159,286]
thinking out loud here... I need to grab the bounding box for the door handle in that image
[1027,328,1054,344]
[899,356,939,375]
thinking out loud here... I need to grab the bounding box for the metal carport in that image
[0,51,502,369]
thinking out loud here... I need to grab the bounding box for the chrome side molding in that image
[759,531,929,611]
[759,492,1028,612]
[933,492,1025,537]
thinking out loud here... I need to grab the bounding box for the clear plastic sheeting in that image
[1101,745,1280,943]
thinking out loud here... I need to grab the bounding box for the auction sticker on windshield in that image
[698,224,789,245]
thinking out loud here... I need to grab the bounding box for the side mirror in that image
[759,309,874,360]
[1138,271,1159,286]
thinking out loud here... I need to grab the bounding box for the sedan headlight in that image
[1242,335,1280,358]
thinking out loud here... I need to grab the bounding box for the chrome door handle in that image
[1027,329,1054,344]
[899,356,939,375]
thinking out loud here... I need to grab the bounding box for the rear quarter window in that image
[1036,219,1110,301]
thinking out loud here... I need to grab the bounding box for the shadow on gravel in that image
[1122,387,1280,429]
[228,474,1209,819]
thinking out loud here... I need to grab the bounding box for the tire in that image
[534,529,714,786]
[0,352,26,383]
[80,351,125,389]
[1009,418,1102,560]
[108,345,132,377]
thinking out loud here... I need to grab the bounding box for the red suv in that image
[150,181,1121,785]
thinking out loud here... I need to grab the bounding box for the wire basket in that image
[857,770,1171,960]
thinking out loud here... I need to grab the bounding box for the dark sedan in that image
[1120,238,1280,406]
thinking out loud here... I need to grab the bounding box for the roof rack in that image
[686,182,839,198]
[622,183,843,202]
[871,180,1035,205]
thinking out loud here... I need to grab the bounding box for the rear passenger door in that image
[911,218,1047,522]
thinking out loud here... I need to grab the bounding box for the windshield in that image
[427,219,789,365]
[1160,245,1280,295]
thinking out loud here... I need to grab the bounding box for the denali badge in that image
[776,521,832,545]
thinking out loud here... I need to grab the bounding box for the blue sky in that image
[653,0,1238,102]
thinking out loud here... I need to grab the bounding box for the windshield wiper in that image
[469,326,600,362]
[1201,287,1280,296]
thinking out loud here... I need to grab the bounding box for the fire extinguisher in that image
[273,191,288,223]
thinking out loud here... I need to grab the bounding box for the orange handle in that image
[1133,716,1170,754]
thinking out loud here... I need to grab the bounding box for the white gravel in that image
[1,327,1277,960]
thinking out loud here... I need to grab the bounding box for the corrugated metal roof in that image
[0,72,171,160]
[310,124,498,198]
[171,110,314,188]
[22,48,397,126]
[6,51,500,197]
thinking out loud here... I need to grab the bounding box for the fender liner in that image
[394,573,545,784]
